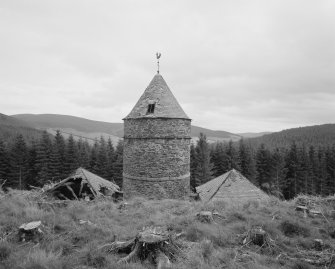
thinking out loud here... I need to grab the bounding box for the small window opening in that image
[147,103,155,114]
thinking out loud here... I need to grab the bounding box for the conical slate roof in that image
[124,74,190,120]
[196,169,268,203]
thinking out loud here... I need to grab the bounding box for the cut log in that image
[309,209,322,216]
[296,205,308,212]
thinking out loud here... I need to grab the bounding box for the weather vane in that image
[156,52,161,74]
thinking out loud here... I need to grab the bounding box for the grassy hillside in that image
[13,114,241,142]
[247,124,335,149]
[0,191,334,269]
[0,113,45,145]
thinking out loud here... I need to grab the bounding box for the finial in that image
[156,52,161,74]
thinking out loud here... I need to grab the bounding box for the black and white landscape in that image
[0,1,334,269]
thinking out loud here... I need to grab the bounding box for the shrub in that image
[279,220,310,237]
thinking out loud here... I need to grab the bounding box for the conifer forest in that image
[1,131,334,200]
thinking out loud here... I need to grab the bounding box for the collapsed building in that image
[45,167,122,201]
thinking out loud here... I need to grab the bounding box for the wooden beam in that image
[66,185,78,200]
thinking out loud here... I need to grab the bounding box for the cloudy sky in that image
[1,0,334,133]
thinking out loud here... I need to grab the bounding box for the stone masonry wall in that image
[124,118,191,138]
[123,176,190,200]
[123,118,191,199]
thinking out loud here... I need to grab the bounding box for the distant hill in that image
[247,124,335,149]
[12,114,241,143]
[238,132,272,138]
[0,113,46,145]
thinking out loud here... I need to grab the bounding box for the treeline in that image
[191,133,335,199]
[1,130,335,200]
[0,131,123,189]
[0,125,45,146]
[248,124,335,150]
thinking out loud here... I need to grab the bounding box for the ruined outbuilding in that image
[196,169,268,203]
[45,167,122,200]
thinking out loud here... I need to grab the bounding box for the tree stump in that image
[250,226,266,246]
[313,239,323,251]
[105,227,176,268]
[196,211,214,223]
[18,221,43,242]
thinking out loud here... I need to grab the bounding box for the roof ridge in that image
[207,170,233,202]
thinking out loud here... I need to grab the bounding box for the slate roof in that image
[47,167,120,197]
[196,169,268,203]
[124,73,190,120]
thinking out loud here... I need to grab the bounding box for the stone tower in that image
[123,73,191,199]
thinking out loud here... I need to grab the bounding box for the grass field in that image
[0,190,334,269]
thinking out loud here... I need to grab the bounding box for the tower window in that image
[147,103,155,114]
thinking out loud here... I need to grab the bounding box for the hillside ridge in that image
[12,113,241,142]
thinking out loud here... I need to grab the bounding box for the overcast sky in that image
[1,0,334,133]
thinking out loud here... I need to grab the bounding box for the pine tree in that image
[49,131,65,182]
[35,131,52,185]
[106,138,115,182]
[283,142,299,199]
[325,146,335,196]
[89,140,99,174]
[226,140,240,171]
[317,147,327,196]
[190,143,198,191]
[0,139,9,184]
[308,146,318,195]
[64,135,78,175]
[26,140,39,187]
[297,145,311,194]
[271,148,286,197]
[9,134,28,189]
[113,140,123,187]
[77,138,90,169]
[97,136,108,178]
[239,139,256,183]
[194,133,213,186]
[210,142,230,177]
[255,144,272,190]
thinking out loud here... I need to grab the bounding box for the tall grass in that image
[0,191,334,268]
